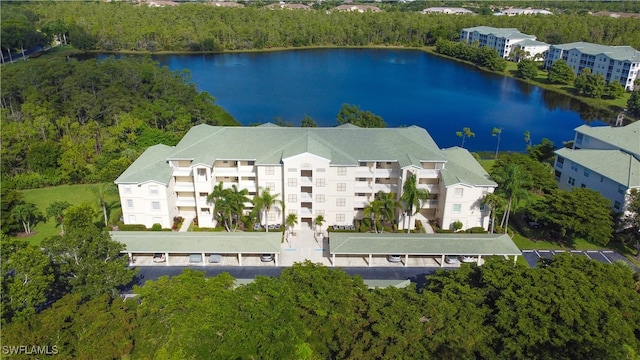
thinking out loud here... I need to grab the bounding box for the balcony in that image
[174,182,194,192]
[300,192,313,202]
[356,167,374,176]
[239,181,257,192]
[355,183,373,193]
[300,176,313,185]
[423,200,438,208]
[176,196,196,207]
[238,165,256,175]
[300,207,313,216]
[214,167,238,175]
[418,184,439,194]
[417,169,439,178]
[374,168,399,178]
[373,183,398,193]
[173,168,192,177]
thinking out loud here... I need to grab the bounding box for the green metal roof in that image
[550,42,640,62]
[111,231,282,254]
[233,278,411,289]
[574,122,640,157]
[165,124,446,167]
[440,147,497,187]
[114,144,174,185]
[329,233,520,256]
[555,148,640,187]
[462,26,536,40]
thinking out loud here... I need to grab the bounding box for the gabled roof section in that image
[551,42,640,62]
[462,26,536,40]
[555,148,640,187]
[575,122,640,157]
[336,123,361,129]
[114,144,173,185]
[257,122,281,128]
[161,125,446,168]
[440,147,497,187]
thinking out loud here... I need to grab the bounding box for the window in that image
[126,199,134,208]
[571,163,578,172]
[454,188,463,198]
[197,168,207,180]
[266,182,275,191]
[128,215,136,223]
[265,167,275,175]
[336,198,346,207]
[556,156,564,168]
[614,201,621,210]
[199,192,208,200]
[479,204,486,211]
[576,133,583,145]
[200,208,210,215]
[581,183,586,188]
[248,161,255,166]
[316,210,325,216]
[618,185,626,194]
[316,194,325,203]
[584,169,590,178]
[124,185,132,194]
[316,168,326,173]
[337,183,346,192]
[288,178,297,187]
[337,167,347,176]
[151,201,161,211]
[336,213,345,222]
[452,204,461,213]
[149,185,159,195]
[316,178,325,187]
[359,162,367,167]
[288,194,297,203]
[568,177,575,186]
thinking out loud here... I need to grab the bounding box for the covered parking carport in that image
[328,233,521,267]
[111,231,282,266]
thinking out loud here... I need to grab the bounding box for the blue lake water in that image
[149,48,611,152]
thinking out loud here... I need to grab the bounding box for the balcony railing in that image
[417,184,439,194]
[300,207,313,216]
[374,169,399,178]
[174,182,194,192]
[175,197,196,207]
[373,184,398,193]
[173,168,192,177]
[300,176,313,184]
[300,192,313,202]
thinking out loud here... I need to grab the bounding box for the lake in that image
[149,48,613,152]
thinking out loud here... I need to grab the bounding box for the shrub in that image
[466,226,488,234]
[118,223,147,231]
[151,223,162,231]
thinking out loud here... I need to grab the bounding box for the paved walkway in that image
[280,228,331,266]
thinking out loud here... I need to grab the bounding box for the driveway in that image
[521,249,638,269]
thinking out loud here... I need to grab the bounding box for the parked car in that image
[260,254,274,262]
[152,253,166,263]
[253,223,262,231]
[209,254,222,263]
[387,255,402,263]
[461,256,477,263]
[445,255,459,264]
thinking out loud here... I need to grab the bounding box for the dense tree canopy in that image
[1,56,237,189]
[336,103,386,128]
[2,259,639,358]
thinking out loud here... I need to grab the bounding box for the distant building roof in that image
[515,39,549,47]
[461,26,536,40]
[591,11,640,19]
[555,148,640,188]
[495,8,552,16]
[329,233,521,256]
[334,4,381,13]
[421,7,474,15]
[550,42,640,62]
[574,122,640,157]
[267,3,311,10]
[207,1,244,8]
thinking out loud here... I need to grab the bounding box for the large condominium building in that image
[460,26,549,60]
[115,124,496,232]
[554,121,640,213]
[544,42,640,90]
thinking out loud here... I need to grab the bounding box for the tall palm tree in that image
[228,185,250,231]
[400,172,430,233]
[375,191,401,233]
[491,163,532,233]
[92,182,117,226]
[46,201,72,234]
[482,192,506,234]
[363,200,383,233]
[286,213,298,232]
[207,182,228,228]
[253,187,282,232]
[314,214,325,234]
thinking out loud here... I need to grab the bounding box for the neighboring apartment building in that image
[544,42,640,90]
[333,4,381,13]
[554,121,640,213]
[421,7,474,15]
[459,26,549,60]
[494,8,552,16]
[115,124,496,231]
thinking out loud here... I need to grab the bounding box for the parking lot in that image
[521,249,634,268]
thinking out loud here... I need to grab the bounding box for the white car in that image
[387,255,402,263]
[152,253,166,263]
[445,256,459,264]
[260,254,274,262]
[461,256,477,263]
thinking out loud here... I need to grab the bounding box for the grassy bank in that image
[21,184,120,245]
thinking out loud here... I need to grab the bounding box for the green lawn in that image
[21,184,121,245]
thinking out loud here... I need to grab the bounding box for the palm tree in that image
[253,187,282,232]
[214,196,233,232]
[492,127,503,160]
[92,183,117,226]
[207,182,228,228]
[363,200,383,233]
[286,213,298,232]
[46,201,72,234]
[491,163,532,233]
[400,172,430,233]
[228,185,250,231]
[314,214,325,234]
[456,127,475,148]
[375,191,401,233]
[482,193,506,234]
